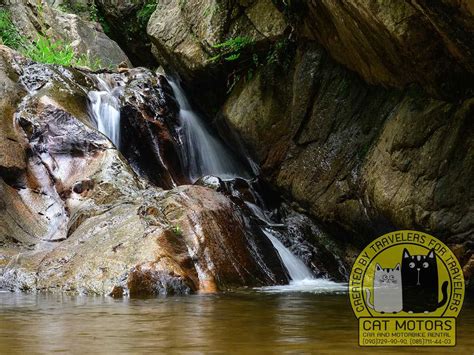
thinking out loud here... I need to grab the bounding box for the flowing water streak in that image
[168,79,248,181]
[262,229,314,281]
[260,228,346,293]
[88,75,122,148]
[86,74,342,292]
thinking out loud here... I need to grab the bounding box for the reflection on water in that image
[0,290,472,353]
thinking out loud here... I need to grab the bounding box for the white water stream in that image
[262,229,315,281]
[88,75,122,148]
[87,75,344,292]
[168,79,248,181]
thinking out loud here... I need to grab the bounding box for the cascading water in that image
[168,79,249,181]
[88,75,122,148]
[85,73,344,292]
[260,227,345,292]
[262,229,314,281]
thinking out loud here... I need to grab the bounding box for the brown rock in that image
[0,47,284,294]
[298,0,474,99]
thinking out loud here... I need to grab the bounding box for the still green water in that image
[0,288,472,354]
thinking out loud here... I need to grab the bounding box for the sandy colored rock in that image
[6,0,131,67]
[0,47,283,295]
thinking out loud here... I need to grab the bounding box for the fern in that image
[210,36,254,64]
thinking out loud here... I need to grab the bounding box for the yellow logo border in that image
[349,230,465,347]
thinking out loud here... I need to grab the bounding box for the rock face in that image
[147,0,288,109]
[220,42,473,272]
[5,0,131,67]
[94,0,158,67]
[145,1,473,287]
[0,46,286,295]
[295,0,474,100]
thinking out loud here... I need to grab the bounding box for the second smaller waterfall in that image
[88,75,122,148]
[262,229,314,281]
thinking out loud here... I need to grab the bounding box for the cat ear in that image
[395,264,400,271]
[427,249,435,259]
[403,248,411,258]
[376,263,382,271]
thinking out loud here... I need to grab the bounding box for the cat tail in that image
[437,281,449,308]
[365,288,374,310]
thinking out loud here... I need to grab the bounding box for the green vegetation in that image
[203,3,219,17]
[23,36,103,69]
[172,225,183,236]
[210,36,255,63]
[137,0,157,29]
[59,1,97,21]
[210,36,294,92]
[0,9,23,49]
[1,8,102,69]
[23,36,76,66]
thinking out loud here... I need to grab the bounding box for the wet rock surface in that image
[0,46,292,295]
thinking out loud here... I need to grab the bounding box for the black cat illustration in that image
[401,248,448,313]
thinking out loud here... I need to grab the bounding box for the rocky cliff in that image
[0,46,291,294]
[146,0,474,288]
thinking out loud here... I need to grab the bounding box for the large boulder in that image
[294,0,474,100]
[0,46,285,295]
[5,0,131,67]
[147,0,288,109]
[218,41,474,288]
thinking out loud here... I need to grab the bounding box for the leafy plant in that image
[23,36,75,65]
[0,9,23,49]
[210,35,295,93]
[210,36,254,63]
[87,3,99,22]
[23,35,103,69]
[137,0,157,28]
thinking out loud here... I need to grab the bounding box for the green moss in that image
[203,3,219,17]
[172,225,183,237]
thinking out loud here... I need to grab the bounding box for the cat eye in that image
[382,275,388,280]
[389,275,395,280]
[422,262,429,268]
[409,262,415,268]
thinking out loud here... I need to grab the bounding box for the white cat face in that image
[374,264,401,288]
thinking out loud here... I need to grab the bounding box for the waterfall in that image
[262,229,314,282]
[260,227,346,293]
[168,79,249,181]
[85,73,342,292]
[88,75,122,148]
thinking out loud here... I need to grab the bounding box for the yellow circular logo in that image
[349,230,464,347]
